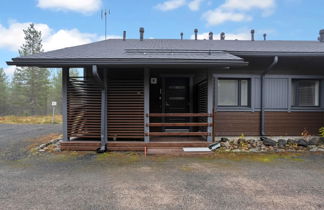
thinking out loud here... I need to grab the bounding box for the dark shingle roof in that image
[8,39,324,67]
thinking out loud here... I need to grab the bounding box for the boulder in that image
[297,139,308,147]
[278,139,287,148]
[260,137,276,147]
[308,137,320,146]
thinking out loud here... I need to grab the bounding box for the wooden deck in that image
[60,140,211,154]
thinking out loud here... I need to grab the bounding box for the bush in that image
[319,127,324,137]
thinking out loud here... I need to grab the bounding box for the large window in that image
[218,79,250,107]
[292,80,320,107]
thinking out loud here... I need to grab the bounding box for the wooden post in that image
[144,68,150,142]
[62,67,69,141]
[207,70,214,142]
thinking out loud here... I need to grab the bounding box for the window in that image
[292,80,320,107]
[218,79,250,106]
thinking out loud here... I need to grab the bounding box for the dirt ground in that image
[0,124,323,210]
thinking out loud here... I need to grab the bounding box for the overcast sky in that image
[1,0,323,77]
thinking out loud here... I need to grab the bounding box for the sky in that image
[1,0,324,78]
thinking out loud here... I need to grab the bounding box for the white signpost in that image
[51,101,57,124]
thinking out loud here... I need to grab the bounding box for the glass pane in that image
[218,80,238,106]
[241,80,248,106]
[294,80,319,106]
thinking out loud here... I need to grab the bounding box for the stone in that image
[260,137,276,147]
[278,139,287,148]
[249,148,259,152]
[287,139,297,145]
[39,144,46,149]
[297,139,308,147]
[221,141,231,148]
[232,149,241,152]
[320,137,324,145]
[220,137,230,142]
[308,137,320,146]
[39,149,45,152]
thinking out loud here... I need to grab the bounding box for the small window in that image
[218,79,250,107]
[292,80,320,107]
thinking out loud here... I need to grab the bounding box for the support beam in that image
[144,68,150,142]
[94,65,108,148]
[207,70,214,142]
[62,67,69,141]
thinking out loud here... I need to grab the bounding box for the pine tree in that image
[11,23,50,115]
[0,68,8,115]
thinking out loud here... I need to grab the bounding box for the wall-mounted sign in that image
[151,77,157,84]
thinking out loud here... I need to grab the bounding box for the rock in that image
[287,139,297,145]
[320,137,324,145]
[249,148,259,152]
[260,137,276,147]
[39,144,46,149]
[297,139,308,147]
[220,137,230,142]
[54,148,61,152]
[278,139,287,148]
[232,149,241,152]
[308,137,320,146]
[221,141,231,148]
[39,149,45,152]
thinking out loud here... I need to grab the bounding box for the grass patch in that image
[0,115,62,124]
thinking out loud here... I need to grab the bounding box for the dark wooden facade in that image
[214,111,324,136]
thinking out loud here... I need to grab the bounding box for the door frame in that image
[160,74,194,131]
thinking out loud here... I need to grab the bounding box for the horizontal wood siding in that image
[67,77,101,138]
[107,70,144,140]
[214,112,260,136]
[265,112,324,136]
[214,111,323,136]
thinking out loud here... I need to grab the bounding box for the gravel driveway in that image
[0,124,61,160]
[0,124,323,210]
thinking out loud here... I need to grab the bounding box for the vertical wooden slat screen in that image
[67,77,101,138]
[107,70,144,140]
[197,80,208,132]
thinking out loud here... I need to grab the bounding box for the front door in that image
[163,77,190,130]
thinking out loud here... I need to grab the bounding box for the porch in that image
[62,67,215,151]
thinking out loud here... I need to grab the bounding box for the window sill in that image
[216,106,253,112]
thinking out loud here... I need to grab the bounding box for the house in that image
[8,28,324,151]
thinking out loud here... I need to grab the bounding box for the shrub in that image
[319,127,324,137]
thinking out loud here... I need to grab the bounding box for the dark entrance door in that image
[163,77,190,129]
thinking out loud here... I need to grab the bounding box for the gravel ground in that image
[0,124,323,210]
[0,124,61,160]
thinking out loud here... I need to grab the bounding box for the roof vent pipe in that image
[251,29,255,41]
[139,27,144,41]
[263,33,267,41]
[123,31,126,41]
[180,32,184,40]
[319,29,324,42]
[220,32,225,40]
[209,32,213,40]
[194,29,198,40]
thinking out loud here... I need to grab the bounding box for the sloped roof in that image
[7,39,324,67]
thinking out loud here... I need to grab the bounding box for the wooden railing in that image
[145,113,213,137]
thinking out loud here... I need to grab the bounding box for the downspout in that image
[260,56,278,136]
[92,65,108,153]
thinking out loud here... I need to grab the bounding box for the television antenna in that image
[101,9,110,40]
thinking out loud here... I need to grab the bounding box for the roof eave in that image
[7,58,248,68]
